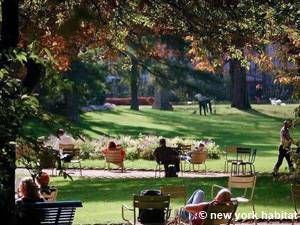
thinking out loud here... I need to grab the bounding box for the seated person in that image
[153,138,180,177]
[36,172,57,201]
[15,177,44,225]
[102,141,126,167]
[54,129,76,163]
[180,142,206,162]
[179,188,232,224]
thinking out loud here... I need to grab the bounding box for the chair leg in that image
[79,162,82,176]
[252,202,256,225]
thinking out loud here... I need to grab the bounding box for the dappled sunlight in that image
[49,176,293,224]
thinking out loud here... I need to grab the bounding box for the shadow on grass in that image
[54,176,290,208]
[241,109,284,122]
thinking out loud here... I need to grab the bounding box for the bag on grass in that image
[138,189,165,224]
[166,165,177,177]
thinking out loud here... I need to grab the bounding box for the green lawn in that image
[50,176,294,224]
[22,104,300,173]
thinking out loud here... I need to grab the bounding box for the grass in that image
[22,104,300,173]
[48,176,294,224]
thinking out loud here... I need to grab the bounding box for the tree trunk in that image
[65,89,80,122]
[152,86,173,110]
[0,1,19,225]
[130,59,139,111]
[229,59,251,110]
[0,0,19,48]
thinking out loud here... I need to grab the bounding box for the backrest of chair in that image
[291,184,300,211]
[59,144,74,150]
[61,147,80,158]
[224,146,237,154]
[203,201,238,225]
[236,147,251,162]
[291,184,300,199]
[105,150,124,163]
[160,185,187,205]
[191,151,207,164]
[25,201,82,225]
[224,147,237,161]
[133,195,170,209]
[179,144,192,152]
[228,176,256,200]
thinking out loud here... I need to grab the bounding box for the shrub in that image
[72,135,222,161]
[126,150,140,160]
[78,141,96,160]
[139,148,155,160]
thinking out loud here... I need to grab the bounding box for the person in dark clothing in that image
[255,84,263,103]
[273,120,295,176]
[153,139,180,177]
[195,94,212,116]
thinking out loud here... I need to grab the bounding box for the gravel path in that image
[16,168,229,178]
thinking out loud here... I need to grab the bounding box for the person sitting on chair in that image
[16,177,44,225]
[153,138,180,177]
[36,172,57,201]
[180,142,206,162]
[179,188,232,224]
[54,129,76,163]
[102,141,126,167]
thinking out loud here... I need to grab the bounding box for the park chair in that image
[201,201,238,225]
[103,149,125,172]
[223,146,237,173]
[155,161,164,178]
[122,195,171,225]
[182,151,207,174]
[291,183,300,225]
[59,144,82,176]
[177,144,192,154]
[16,200,82,225]
[160,185,187,217]
[176,200,238,225]
[212,175,257,225]
[178,144,192,174]
[242,149,256,175]
[230,148,252,175]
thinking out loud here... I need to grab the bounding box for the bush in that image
[78,141,96,160]
[139,148,155,160]
[72,135,222,161]
[126,151,140,160]
[204,140,222,159]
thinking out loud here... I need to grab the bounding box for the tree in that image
[0,1,20,224]
[138,0,279,109]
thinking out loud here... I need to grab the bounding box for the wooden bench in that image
[103,150,125,172]
[17,200,82,225]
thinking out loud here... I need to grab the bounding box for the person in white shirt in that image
[53,129,76,164]
[53,129,75,152]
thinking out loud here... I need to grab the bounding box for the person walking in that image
[273,120,295,176]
